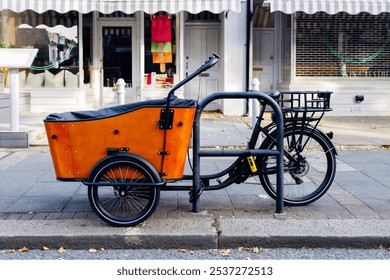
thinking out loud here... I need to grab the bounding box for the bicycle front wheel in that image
[88,156,160,227]
[259,126,336,206]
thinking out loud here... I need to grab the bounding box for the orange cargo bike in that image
[44,54,336,227]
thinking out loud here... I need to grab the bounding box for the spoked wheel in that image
[87,156,161,227]
[259,126,336,206]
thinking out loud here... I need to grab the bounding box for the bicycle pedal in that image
[246,155,257,173]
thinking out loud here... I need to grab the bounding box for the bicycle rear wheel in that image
[87,156,160,227]
[259,126,336,206]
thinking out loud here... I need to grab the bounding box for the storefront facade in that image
[0,0,248,115]
[2,0,390,117]
[260,0,390,116]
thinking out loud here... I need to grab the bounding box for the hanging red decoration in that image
[151,15,172,42]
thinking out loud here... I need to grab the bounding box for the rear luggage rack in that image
[278,91,332,124]
[279,91,332,113]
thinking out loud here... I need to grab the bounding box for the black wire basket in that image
[279,91,332,112]
[278,91,333,123]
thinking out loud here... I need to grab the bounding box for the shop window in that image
[102,26,132,87]
[187,11,220,21]
[82,14,92,84]
[144,14,176,88]
[99,11,135,18]
[281,14,292,83]
[0,10,79,88]
[295,12,390,77]
[253,4,274,28]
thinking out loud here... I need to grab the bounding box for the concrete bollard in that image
[251,78,260,91]
[116,78,126,105]
[251,78,261,129]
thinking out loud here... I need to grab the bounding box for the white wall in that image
[285,78,390,116]
[221,5,248,116]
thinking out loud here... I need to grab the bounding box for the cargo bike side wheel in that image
[87,155,161,227]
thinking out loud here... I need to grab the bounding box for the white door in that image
[253,29,275,91]
[185,24,221,109]
[99,22,135,106]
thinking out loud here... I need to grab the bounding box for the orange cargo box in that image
[44,98,196,180]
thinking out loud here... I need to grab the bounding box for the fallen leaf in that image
[237,247,244,251]
[180,249,187,253]
[1,250,7,253]
[88,248,97,253]
[42,246,50,251]
[252,247,260,254]
[9,249,16,253]
[378,244,384,249]
[58,247,66,253]
[221,249,231,256]
[19,247,29,253]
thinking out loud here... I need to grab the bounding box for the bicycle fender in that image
[311,127,338,156]
[297,125,338,156]
[85,153,163,184]
[268,125,338,156]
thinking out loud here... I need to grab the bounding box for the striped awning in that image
[0,0,244,14]
[267,0,390,15]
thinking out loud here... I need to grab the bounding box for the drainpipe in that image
[244,0,264,116]
[244,0,256,116]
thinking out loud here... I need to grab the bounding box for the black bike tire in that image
[259,126,336,206]
[87,157,160,227]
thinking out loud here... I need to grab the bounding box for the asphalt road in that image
[1,248,389,260]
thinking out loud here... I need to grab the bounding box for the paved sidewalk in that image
[0,112,390,250]
[320,116,390,148]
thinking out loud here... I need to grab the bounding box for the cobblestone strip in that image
[0,212,97,221]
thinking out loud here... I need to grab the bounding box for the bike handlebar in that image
[200,52,220,72]
[167,53,220,100]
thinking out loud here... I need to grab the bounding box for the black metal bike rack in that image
[192,91,285,214]
[160,53,285,215]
